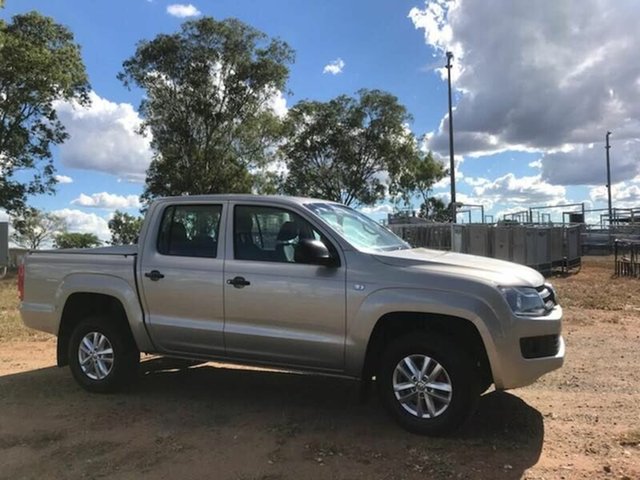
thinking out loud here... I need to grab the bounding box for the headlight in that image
[500,287,547,317]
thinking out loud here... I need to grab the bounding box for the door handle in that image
[145,270,165,281]
[227,276,251,288]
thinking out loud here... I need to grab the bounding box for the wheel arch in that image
[345,287,503,383]
[54,274,154,368]
[360,312,493,389]
[57,292,139,367]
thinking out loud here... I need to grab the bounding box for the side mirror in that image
[295,239,338,267]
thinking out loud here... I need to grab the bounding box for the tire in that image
[377,332,480,436]
[67,315,139,393]
[478,377,493,395]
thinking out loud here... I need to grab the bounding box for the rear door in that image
[223,202,346,371]
[138,201,226,357]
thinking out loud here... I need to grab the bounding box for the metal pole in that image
[446,51,456,223]
[481,205,485,224]
[605,131,612,224]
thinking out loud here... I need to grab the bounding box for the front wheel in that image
[68,316,139,393]
[378,332,480,436]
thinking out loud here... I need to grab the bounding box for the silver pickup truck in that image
[20,194,564,435]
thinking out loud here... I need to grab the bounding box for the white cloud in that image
[410,0,640,185]
[433,153,463,189]
[166,3,201,18]
[589,178,640,209]
[463,176,490,187]
[54,91,152,182]
[359,204,394,216]
[409,1,461,82]
[471,173,567,207]
[71,192,141,210]
[266,89,288,118]
[323,58,345,75]
[52,209,111,241]
[434,191,495,214]
[55,175,73,184]
[528,160,542,169]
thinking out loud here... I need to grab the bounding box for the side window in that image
[234,205,331,264]
[157,204,222,258]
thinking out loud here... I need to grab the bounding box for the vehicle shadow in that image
[158,359,544,475]
[0,360,544,479]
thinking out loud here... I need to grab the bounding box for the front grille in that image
[536,284,557,312]
[520,335,560,359]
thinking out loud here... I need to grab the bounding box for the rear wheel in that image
[68,316,139,393]
[378,332,480,436]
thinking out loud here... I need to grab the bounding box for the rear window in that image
[157,204,222,258]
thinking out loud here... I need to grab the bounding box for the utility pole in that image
[605,131,612,224]
[446,51,456,223]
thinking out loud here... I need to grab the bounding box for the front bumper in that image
[492,305,565,390]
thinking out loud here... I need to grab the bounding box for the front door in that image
[223,203,346,371]
[139,202,226,357]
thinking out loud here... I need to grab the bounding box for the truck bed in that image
[21,246,139,336]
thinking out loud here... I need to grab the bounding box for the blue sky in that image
[2,0,639,237]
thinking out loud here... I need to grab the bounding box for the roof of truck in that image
[153,194,341,206]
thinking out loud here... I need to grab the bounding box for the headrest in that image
[277,221,298,242]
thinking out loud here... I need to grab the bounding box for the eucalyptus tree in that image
[119,17,294,203]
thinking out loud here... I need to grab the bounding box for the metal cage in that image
[614,240,640,278]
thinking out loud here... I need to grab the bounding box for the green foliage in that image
[118,17,294,204]
[53,232,101,249]
[419,196,451,222]
[108,210,143,245]
[0,12,90,213]
[11,208,67,250]
[389,150,448,220]
[390,151,446,206]
[251,169,283,195]
[280,89,420,206]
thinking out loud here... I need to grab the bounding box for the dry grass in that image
[0,276,49,342]
[550,256,640,311]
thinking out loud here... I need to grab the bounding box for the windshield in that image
[305,203,410,252]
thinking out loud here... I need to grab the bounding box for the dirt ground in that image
[1,257,639,480]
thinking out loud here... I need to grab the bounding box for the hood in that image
[371,248,544,287]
